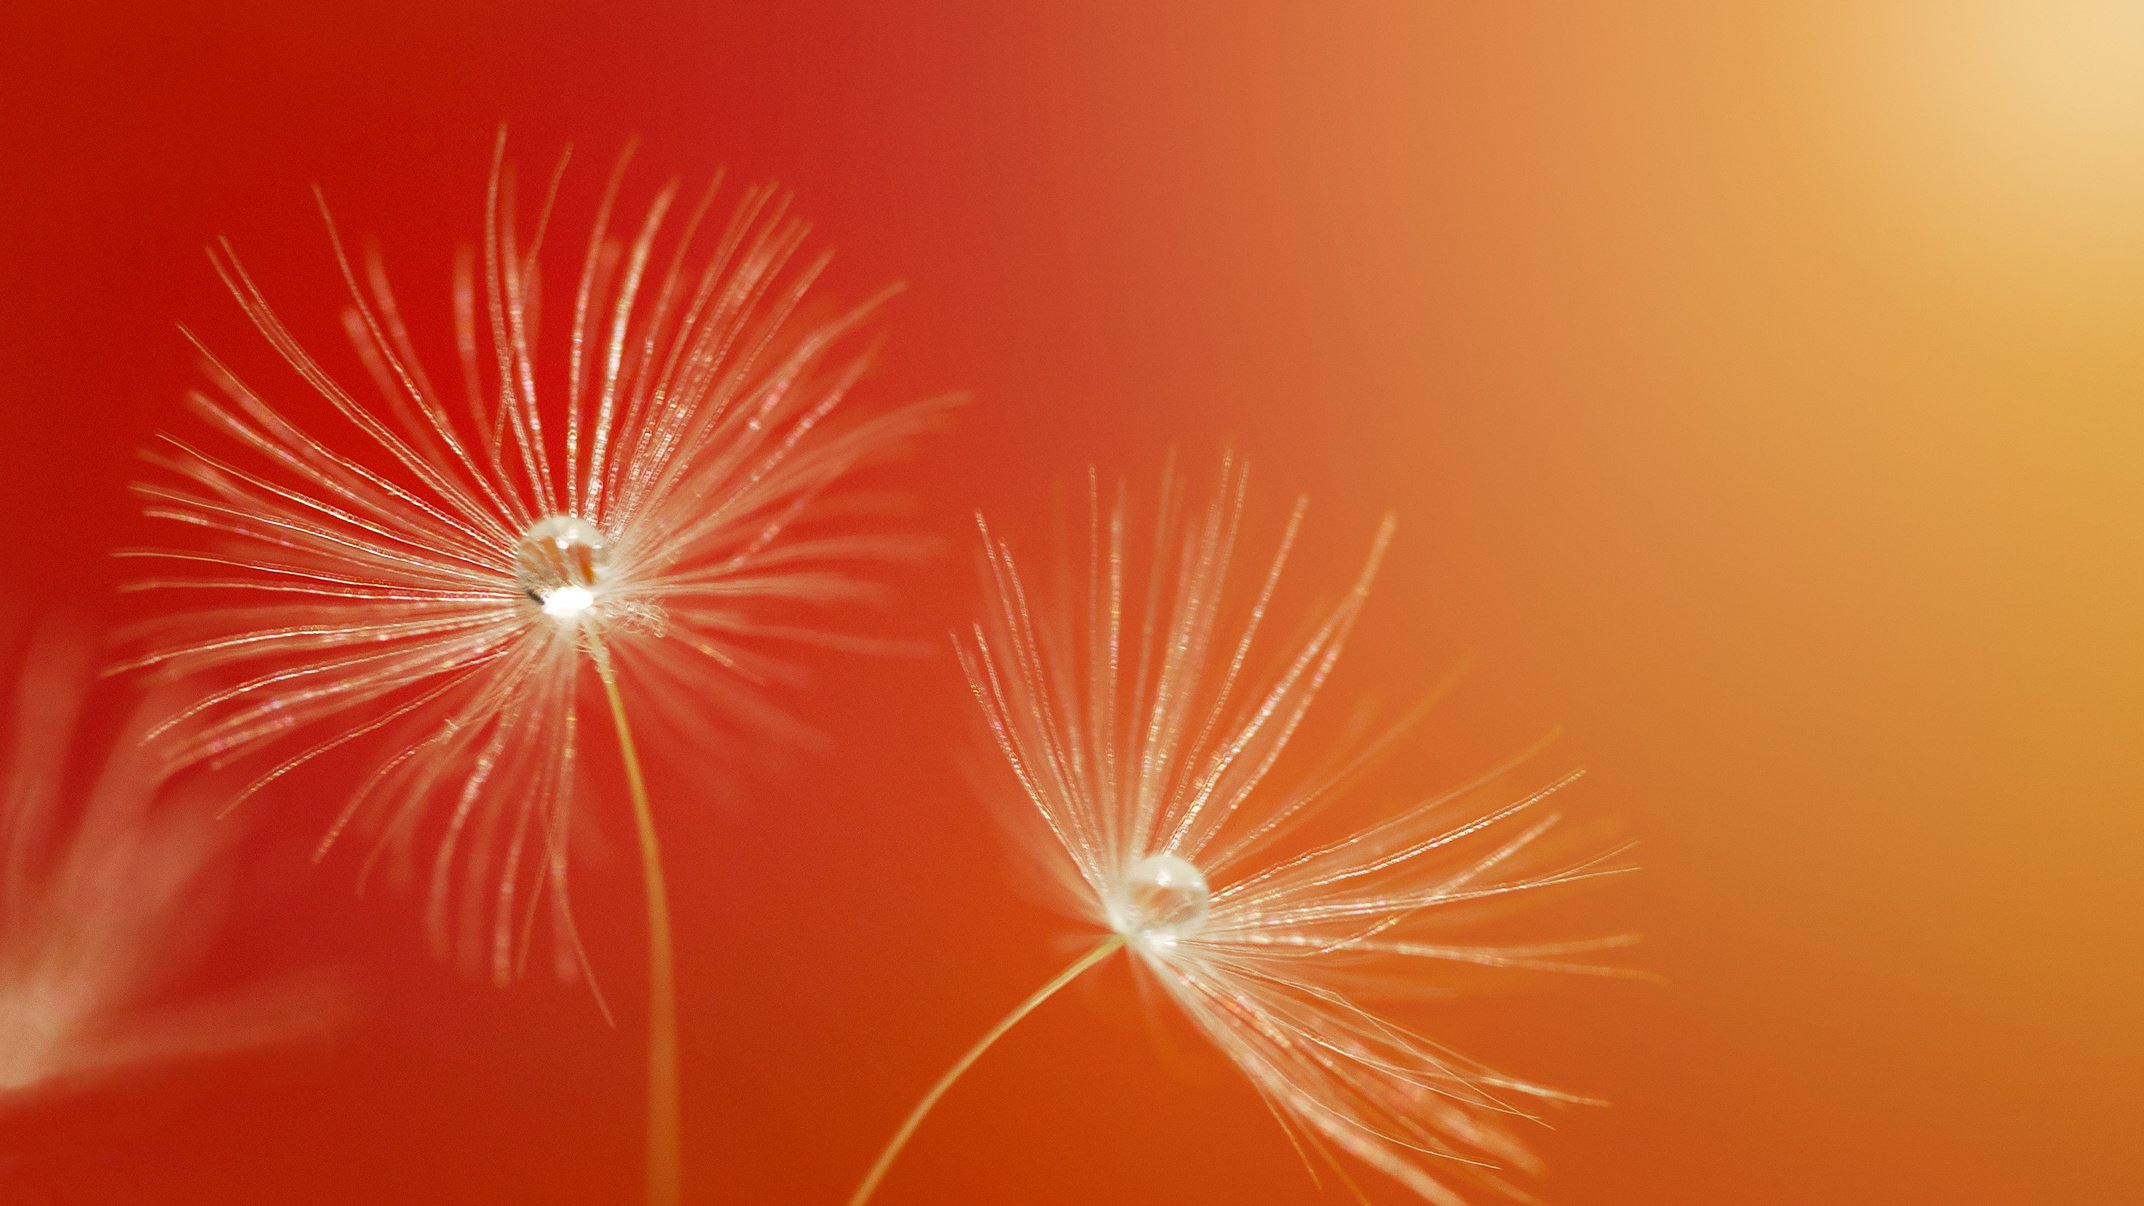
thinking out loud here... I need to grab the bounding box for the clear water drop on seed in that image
[1109,854,1211,950]
[514,515,609,620]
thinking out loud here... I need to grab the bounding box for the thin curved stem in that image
[588,630,681,1206]
[848,935,1124,1206]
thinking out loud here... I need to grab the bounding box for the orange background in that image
[3,2,2140,1203]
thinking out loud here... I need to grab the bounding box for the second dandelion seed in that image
[851,457,1636,1206]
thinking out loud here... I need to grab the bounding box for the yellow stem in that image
[848,936,1124,1206]
[589,630,681,1206]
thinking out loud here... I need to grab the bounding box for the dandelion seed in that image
[0,628,332,1104]
[850,457,1636,1206]
[123,136,947,1206]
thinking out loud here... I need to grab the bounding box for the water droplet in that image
[1109,853,1210,949]
[514,516,609,620]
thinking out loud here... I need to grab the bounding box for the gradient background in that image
[3,2,2140,1203]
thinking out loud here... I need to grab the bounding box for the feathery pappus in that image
[121,138,947,987]
[0,627,331,1103]
[855,456,1634,1205]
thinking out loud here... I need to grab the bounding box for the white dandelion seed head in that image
[959,456,1633,1204]
[121,138,951,987]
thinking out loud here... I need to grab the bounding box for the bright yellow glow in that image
[1817,0,2144,291]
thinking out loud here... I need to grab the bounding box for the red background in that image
[2,2,2140,1203]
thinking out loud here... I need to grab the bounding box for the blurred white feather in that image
[0,628,335,1103]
